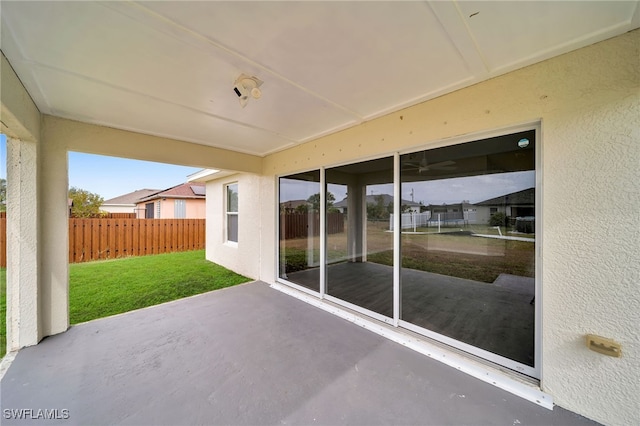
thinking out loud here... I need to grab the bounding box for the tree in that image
[367,195,387,220]
[68,187,106,218]
[306,192,335,212]
[0,178,5,212]
[295,203,309,213]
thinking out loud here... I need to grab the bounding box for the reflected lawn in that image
[281,223,534,283]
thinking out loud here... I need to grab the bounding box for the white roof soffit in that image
[1,1,639,157]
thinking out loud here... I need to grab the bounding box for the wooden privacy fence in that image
[0,216,204,266]
[279,212,344,240]
[69,218,205,263]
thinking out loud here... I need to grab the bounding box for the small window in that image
[156,201,161,219]
[226,183,238,243]
[145,202,154,219]
[175,199,186,219]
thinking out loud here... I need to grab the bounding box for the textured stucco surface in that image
[258,30,640,425]
[205,173,261,280]
[6,138,39,350]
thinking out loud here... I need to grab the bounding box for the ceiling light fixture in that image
[233,74,263,108]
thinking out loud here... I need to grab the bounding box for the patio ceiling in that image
[1,1,639,157]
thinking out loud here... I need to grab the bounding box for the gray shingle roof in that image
[103,189,160,205]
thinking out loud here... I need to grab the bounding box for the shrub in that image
[489,212,507,227]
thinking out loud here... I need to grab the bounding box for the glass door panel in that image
[278,171,321,292]
[400,130,537,368]
[326,157,394,318]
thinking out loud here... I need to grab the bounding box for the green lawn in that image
[0,250,250,359]
[1,267,5,359]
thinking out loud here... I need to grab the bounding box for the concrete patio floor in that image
[1,281,597,426]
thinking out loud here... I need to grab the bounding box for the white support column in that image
[346,182,364,262]
[393,152,401,327]
[319,168,326,297]
[39,132,69,337]
[6,137,40,351]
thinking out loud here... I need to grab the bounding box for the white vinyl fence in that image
[389,212,431,231]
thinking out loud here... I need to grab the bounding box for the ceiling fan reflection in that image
[403,153,456,174]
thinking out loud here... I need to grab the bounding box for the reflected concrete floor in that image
[1,281,594,426]
[287,262,535,366]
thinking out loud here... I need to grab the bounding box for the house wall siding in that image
[133,199,205,219]
[256,30,639,425]
[185,199,205,219]
[205,174,261,280]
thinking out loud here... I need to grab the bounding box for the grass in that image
[281,223,535,284]
[1,268,5,359]
[0,250,250,359]
[69,250,250,324]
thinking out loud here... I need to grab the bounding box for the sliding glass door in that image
[399,130,537,370]
[278,171,321,292]
[277,126,539,376]
[325,157,394,320]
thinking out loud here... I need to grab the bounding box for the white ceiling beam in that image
[427,0,489,78]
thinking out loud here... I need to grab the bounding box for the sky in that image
[0,134,200,201]
[281,170,534,206]
[68,152,201,200]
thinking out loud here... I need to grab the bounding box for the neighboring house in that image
[421,188,535,226]
[475,187,535,223]
[423,202,472,224]
[135,182,206,219]
[101,189,159,215]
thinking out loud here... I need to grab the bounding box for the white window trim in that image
[225,182,239,246]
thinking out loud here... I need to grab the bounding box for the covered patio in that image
[0,282,594,425]
[2,2,638,424]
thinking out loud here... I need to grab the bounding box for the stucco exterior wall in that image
[6,137,40,350]
[185,199,206,219]
[257,30,639,425]
[205,173,261,280]
[159,199,172,219]
[137,198,205,219]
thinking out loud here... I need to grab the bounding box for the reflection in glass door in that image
[278,171,321,292]
[400,130,537,369]
[325,157,394,319]
[276,128,539,376]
